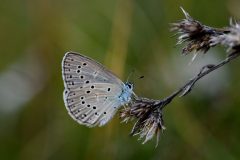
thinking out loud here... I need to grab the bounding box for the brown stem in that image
[154,52,240,110]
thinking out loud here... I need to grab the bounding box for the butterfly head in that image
[125,82,134,90]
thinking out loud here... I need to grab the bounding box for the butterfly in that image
[62,52,136,127]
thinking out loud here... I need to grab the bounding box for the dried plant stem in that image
[123,52,240,145]
[154,52,240,110]
[120,8,240,145]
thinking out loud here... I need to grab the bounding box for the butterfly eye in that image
[126,83,132,89]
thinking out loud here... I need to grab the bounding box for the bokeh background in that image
[1,0,240,159]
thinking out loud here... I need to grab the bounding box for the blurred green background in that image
[1,0,240,159]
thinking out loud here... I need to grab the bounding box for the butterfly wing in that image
[62,52,125,127]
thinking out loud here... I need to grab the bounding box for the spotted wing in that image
[62,52,125,127]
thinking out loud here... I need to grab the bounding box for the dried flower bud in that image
[130,108,165,147]
[120,97,165,146]
[120,97,153,123]
[171,7,226,56]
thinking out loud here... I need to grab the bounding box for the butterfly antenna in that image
[127,69,135,83]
